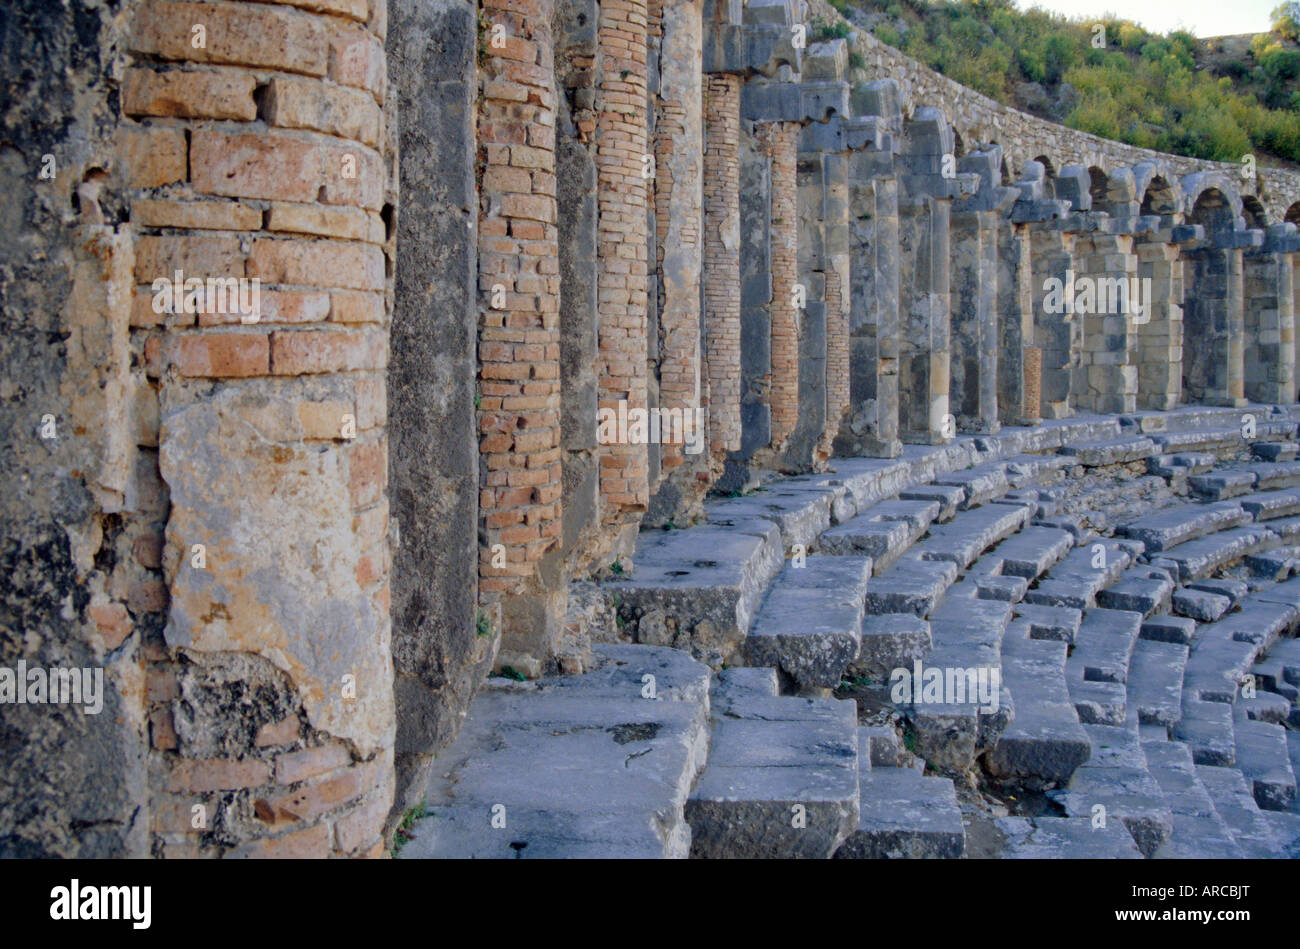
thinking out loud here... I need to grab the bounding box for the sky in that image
[1014,0,1281,37]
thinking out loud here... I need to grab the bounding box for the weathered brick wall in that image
[596,0,651,518]
[125,0,396,857]
[703,74,742,457]
[476,0,567,672]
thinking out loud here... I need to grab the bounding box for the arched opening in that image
[1088,166,1108,208]
[1286,201,1300,225]
[1183,186,1244,406]
[1242,195,1267,230]
[1188,187,1236,236]
[952,129,965,158]
[1140,175,1178,216]
[1033,155,1056,179]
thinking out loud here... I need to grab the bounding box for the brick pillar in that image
[763,122,800,447]
[477,0,566,671]
[703,74,742,456]
[1072,232,1138,414]
[596,0,650,516]
[1135,237,1184,410]
[1244,249,1296,404]
[128,0,395,857]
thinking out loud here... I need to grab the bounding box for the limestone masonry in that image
[4,0,1300,859]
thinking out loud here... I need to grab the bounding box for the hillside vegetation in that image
[821,0,1300,164]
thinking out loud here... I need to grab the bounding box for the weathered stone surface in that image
[836,766,965,859]
[160,387,393,754]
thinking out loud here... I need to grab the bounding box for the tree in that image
[1273,3,1300,43]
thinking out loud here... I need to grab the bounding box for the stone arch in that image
[1140,173,1180,216]
[1287,201,1300,225]
[1182,173,1243,234]
[1033,154,1057,179]
[1242,194,1268,229]
[953,129,965,158]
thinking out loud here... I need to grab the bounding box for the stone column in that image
[997,221,1038,426]
[1134,231,1186,410]
[765,123,802,448]
[1243,230,1300,404]
[388,0,485,816]
[949,206,1001,433]
[1183,236,1250,406]
[646,0,707,524]
[1072,230,1139,414]
[1029,223,1080,419]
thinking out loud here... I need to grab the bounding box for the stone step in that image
[1069,608,1143,684]
[987,623,1090,786]
[1196,765,1283,858]
[1241,487,1300,522]
[1022,538,1140,609]
[1252,441,1299,463]
[852,613,931,681]
[1059,435,1158,467]
[1175,694,1236,766]
[1231,713,1297,811]
[932,463,1010,509]
[1141,614,1196,645]
[1186,576,1249,609]
[1098,566,1175,617]
[1244,547,1300,585]
[996,816,1143,858]
[609,519,784,666]
[1116,500,1249,554]
[911,501,1032,570]
[819,514,911,567]
[1126,639,1188,728]
[1250,655,1300,702]
[864,557,957,617]
[1002,454,1073,490]
[1049,720,1173,858]
[744,555,871,692]
[977,526,1073,579]
[1261,812,1300,858]
[1149,524,1279,582]
[685,692,860,858]
[1243,460,1300,491]
[835,755,965,859]
[1188,470,1257,500]
[897,482,964,522]
[1148,452,1216,478]
[1143,740,1245,859]
[706,483,838,553]
[1013,602,1083,643]
[1171,586,1231,622]
[1150,427,1251,455]
[404,645,711,859]
[1238,692,1291,724]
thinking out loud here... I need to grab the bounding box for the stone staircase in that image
[400,405,1300,858]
